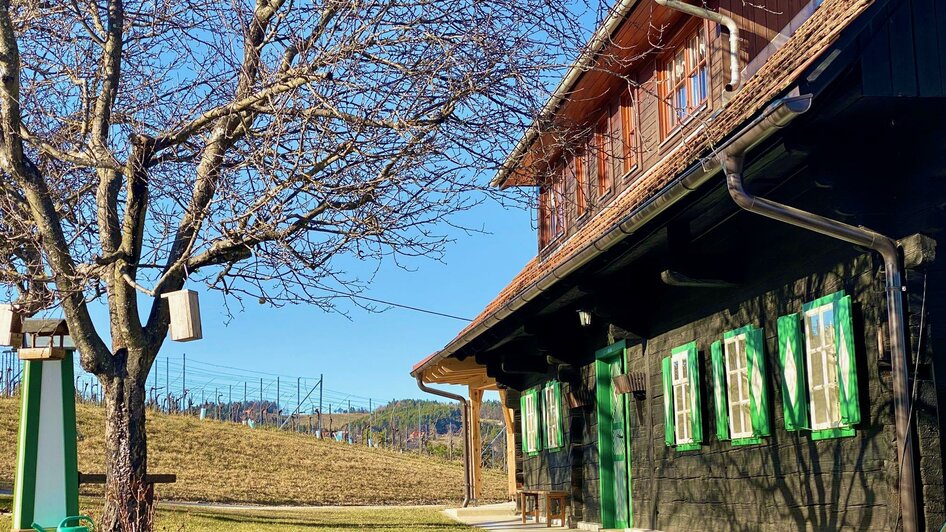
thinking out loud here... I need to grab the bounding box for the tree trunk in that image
[101,373,152,531]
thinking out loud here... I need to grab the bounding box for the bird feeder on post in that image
[19,319,71,361]
[12,318,81,531]
[0,304,23,347]
[161,289,203,342]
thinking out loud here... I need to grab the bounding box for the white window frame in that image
[671,350,692,444]
[723,333,753,440]
[524,391,539,453]
[543,384,561,449]
[804,302,842,431]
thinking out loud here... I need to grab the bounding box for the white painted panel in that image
[33,360,66,527]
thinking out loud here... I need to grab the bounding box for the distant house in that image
[412,0,946,530]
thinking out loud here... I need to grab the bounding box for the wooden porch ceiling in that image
[422,356,497,390]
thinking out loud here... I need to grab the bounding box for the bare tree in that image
[0,0,587,528]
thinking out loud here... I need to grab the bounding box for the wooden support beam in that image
[469,386,484,501]
[498,389,518,499]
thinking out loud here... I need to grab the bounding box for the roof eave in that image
[489,0,642,189]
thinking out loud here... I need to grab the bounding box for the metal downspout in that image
[719,97,918,532]
[416,375,472,507]
[655,0,741,99]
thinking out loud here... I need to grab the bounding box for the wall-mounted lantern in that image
[0,304,23,347]
[19,319,72,361]
[161,289,203,342]
[577,309,592,327]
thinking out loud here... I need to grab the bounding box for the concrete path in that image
[443,502,559,531]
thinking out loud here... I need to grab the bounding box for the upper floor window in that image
[660,24,708,137]
[567,153,587,218]
[620,91,637,174]
[539,168,566,249]
[594,116,612,197]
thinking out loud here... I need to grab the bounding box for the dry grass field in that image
[0,396,507,506]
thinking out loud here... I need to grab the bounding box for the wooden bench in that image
[518,489,569,527]
[78,472,177,505]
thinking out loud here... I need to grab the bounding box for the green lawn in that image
[0,495,474,531]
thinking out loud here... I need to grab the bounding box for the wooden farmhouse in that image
[412,0,946,530]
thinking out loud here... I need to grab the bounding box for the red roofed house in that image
[412,0,946,530]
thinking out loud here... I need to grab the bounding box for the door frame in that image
[595,340,632,529]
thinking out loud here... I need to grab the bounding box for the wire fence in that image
[0,349,507,470]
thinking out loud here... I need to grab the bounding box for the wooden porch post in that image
[469,386,484,501]
[498,389,518,499]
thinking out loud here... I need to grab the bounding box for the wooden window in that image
[711,326,770,445]
[551,169,565,239]
[542,381,564,450]
[805,301,841,431]
[724,333,752,439]
[659,24,709,137]
[662,341,702,450]
[620,91,637,174]
[520,388,542,455]
[608,99,623,183]
[572,154,587,217]
[594,117,612,197]
[538,186,550,249]
[671,350,692,444]
[538,168,566,250]
[778,291,860,440]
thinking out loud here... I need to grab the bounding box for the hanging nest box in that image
[162,289,202,342]
[0,304,23,347]
[18,319,70,361]
[613,372,647,399]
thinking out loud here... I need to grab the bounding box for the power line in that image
[318,286,473,322]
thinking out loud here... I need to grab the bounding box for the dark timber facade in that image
[413,0,946,529]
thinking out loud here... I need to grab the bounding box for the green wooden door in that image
[596,341,632,529]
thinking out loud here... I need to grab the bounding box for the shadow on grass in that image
[160,507,472,531]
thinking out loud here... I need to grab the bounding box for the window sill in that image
[539,233,566,254]
[675,442,701,452]
[658,103,710,152]
[621,164,640,183]
[731,437,763,447]
[811,427,855,440]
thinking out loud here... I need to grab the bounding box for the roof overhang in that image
[489,0,643,189]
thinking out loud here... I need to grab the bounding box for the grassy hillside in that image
[0,396,506,505]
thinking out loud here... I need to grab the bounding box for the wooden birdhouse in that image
[0,304,22,347]
[162,289,202,342]
[19,319,71,361]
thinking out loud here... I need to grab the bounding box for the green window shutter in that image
[553,381,564,447]
[662,356,674,446]
[532,388,543,452]
[686,343,703,444]
[540,385,549,449]
[711,340,730,441]
[520,394,528,452]
[777,314,808,431]
[745,327,771,437]
[835,295,861,426]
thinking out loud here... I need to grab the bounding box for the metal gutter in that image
[655,0,741,101]
[490,0,640,188]
[415,376,473,507]
[413,92,809,378]
[719,96,918,532]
